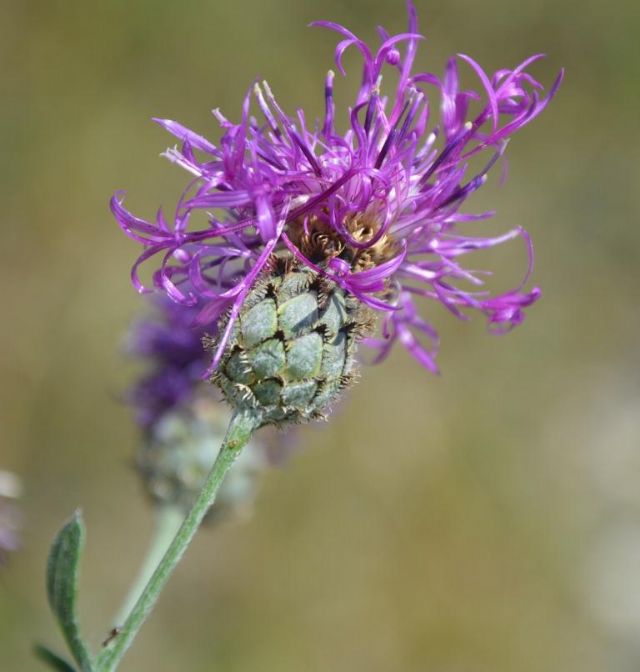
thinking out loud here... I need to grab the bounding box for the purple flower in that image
[127,297,209,429]
[112,2,562,375]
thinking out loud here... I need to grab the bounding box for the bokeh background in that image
[1,0,639,670]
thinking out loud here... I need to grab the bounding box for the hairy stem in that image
[96,408,261,672]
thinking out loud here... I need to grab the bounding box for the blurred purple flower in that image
[127,297,208,429]
[112,1,562,375]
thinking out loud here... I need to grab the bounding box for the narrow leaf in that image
[34,644,77,672]
[46,510,94,671]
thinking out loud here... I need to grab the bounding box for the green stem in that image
[96,408,261,672]
[112,506,185,627]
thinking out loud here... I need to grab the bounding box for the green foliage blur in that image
[1,0,639,670]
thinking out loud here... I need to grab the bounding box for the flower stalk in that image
[39,408,260,672]
[96,408,260,672]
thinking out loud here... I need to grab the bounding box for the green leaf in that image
[34,644,77,672]
[46,510,94,672]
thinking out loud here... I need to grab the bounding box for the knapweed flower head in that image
[0,470,22,566]
[112,1,562,421]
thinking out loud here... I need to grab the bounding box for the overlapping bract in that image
[112,1,562,375]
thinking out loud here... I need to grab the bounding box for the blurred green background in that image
[1,0,639,670]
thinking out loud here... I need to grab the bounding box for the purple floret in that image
[112,1,562,375]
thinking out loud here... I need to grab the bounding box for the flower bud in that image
[209,259,374,426]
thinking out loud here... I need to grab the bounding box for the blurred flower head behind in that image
[126,296,292,523]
